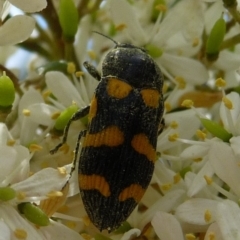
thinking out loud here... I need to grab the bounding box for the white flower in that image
[109,0,208,85]
[0,0,47,46]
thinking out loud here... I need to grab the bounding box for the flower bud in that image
[59,0,79,41]
[200,118,232,142]
[206,17,226,61]
[18,202,50,226]
[0,72,15,107]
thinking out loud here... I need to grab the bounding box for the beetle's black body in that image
[51,40,164,232]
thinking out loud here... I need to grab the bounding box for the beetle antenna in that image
[92,31,118,45]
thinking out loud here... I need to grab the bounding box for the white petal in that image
[220,92,240,134]
[230,136,240,158]
[152,212,184,240]
[187,161,214,197]
[208,141,240,197]
[153,0,204,45]
[0,146,18,183]
[216,200,240,239]
[138,189,186,230]
[214,50,240,71]
[0,123,13,145]
[159,53,208,84]
[109,0,147,45]
[12,168,69,198]
[0,220,11,240]
[204,222,224,240]
[9,0,47,13]
[45,71,83,107]
[157,109,202,151]
[0,15,35,45]
[40,220,84,240]
[0,204,45,239]
[180,145,209,160]
[19,88,44,117]
[175,198,218,231]
[120,229,141,240]
[28,103,57,126]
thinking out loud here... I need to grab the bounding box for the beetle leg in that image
[83,61,101,81]
[50,105,90,154]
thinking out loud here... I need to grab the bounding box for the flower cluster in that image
[1,0,240,239]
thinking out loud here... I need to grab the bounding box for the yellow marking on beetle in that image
[83,125,124,147]
[119,184,145,202]
[107,78,132,99]
[131,133,156,162]
[88,95,97,121]
[79,174,111,197]
[141,89,160,108]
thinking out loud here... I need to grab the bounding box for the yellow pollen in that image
[115,23,127,31]
[181,99,194,108]
[51,111,61,120]
[222,96,233,109]
[161,183,172,191]
[7,139,15,146]
[58,167,67,175]
[87,50,96,60]
[204,175,213,185]
[193,158,202,162]
[59,143,70,154]
[17,192,26,200]
[192,38,199,47]
[57,204,69,213]
[168,133,179,142]
[40,184,69,217]
[170,121,178,129]
[67,62,76,74]
[14,228,27,239]
[83,215,91,226]
[215,78,226,88]
[173,173,181,184]
[81,233,93,240]
[185,233,196,240]
[196,129,206,140]
[175,76,186,89]
[164,102,172,112]
[155,4,167,12]
[66,221,76,229]
[208,232,215,240]
[22,109,30,116]
[204,209,212,222]
[75,71,84,77]
[162,83,168,94]
[47,191,63,198]
[40,161,49,169]
[43,90,51,99]
[29,144,43,152]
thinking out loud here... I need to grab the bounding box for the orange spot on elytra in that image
[89,95,97,121]
[131,134,156,162]
[79,174,111,197]
[107,78,132,99]
[141,89,160,108]
[118,184,145,202]
[83,125,124,147]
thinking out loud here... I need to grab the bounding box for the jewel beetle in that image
[51,33,164,232]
